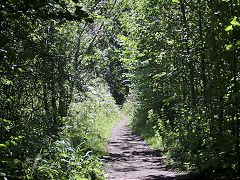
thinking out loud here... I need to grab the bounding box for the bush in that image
[1,78,121,180]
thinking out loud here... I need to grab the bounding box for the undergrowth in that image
[122,97,163,151]
[19,78,121,180]
[123,96,240,180]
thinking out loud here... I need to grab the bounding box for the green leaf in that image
[225,25,233,31]
[14,159,21,164]
[167,40,174,44]
[0,144,7,148]
[219,152,225,155]
[38,166,44,170]
[163,95,176,105]
[18,68,24,72]
[60,153,67,158]
[225,44,236,51]
[172,0,180,3]
[11,141,17,146]
[222,0,230,2]
[230,16,240,26]
[2,119,11,124]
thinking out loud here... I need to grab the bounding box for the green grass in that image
[123,98,163,151]
[22,78,122,180]
[133,122,164,150]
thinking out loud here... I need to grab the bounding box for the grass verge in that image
[22,78,121,179]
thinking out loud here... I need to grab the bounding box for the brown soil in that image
[103,115,190,180]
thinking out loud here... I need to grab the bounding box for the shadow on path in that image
[104,116,191,180]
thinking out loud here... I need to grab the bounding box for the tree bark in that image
[179,0,195,107]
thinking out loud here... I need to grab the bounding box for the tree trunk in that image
[233,52,240,166]
[197,0,207,102]
[179,0,195,107]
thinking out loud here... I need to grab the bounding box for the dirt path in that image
[104,115,189,180]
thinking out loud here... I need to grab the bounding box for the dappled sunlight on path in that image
[103,115,189,180]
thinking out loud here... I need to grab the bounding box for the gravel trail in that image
[104,115,189,180]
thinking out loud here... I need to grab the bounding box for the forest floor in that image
[103,115,191,180]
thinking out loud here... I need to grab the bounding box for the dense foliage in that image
[1,0,240,179]
[0,0,122,179]
[119,0,240,179]
[23,78,121,179]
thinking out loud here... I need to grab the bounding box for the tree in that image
[0,0,94,177]
[119,0,240,177]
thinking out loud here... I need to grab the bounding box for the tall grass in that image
[23,78,121,179]
[122,96,163,151]
[68,78,121,151]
